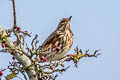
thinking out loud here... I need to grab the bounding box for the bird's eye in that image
[60,20,65,24]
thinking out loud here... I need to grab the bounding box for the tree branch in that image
[11,0,17,28]
[0,26,38,80]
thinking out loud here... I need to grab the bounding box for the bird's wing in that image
[41,31,58,47]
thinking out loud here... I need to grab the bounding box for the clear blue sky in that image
[0,0,120,80]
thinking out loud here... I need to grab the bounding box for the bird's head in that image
[57,16,72,31]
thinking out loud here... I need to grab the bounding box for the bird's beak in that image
[69,16,72,20]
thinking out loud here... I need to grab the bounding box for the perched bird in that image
[39,16,73,62]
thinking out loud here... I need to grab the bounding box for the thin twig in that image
[31,34,38,50]
[11,0,17,28]
[21,71,28,80]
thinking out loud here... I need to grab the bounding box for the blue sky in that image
[0,0,120,80]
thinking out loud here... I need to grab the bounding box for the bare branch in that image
[31,34,38,50]
[21,71,28,80]
[11,0,17,28]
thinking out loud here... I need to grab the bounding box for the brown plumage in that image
[39,16,73,62]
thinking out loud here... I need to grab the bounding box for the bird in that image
[39,16,73,62]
